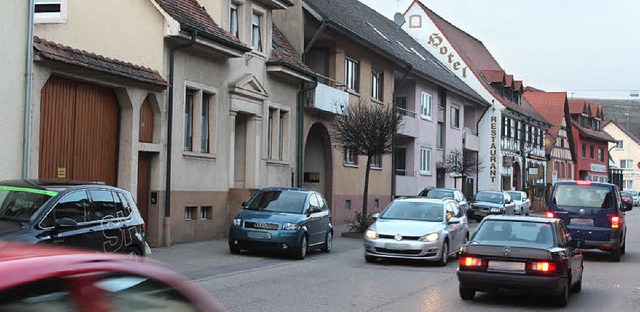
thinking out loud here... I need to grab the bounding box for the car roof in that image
[0,179,124,193]
[394,197,451,204]
[257,187,314,193]
[477,190,504,194]
[554,180,614,187]
[482,215,556,224]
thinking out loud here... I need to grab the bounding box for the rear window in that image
[474,220,554,246]
[0,186,56,223]
[507,192,522,200]
[380,201,443,222]
[420,189,453,199]
[553,184,613,208]
[244,190,307,214]
[475,192,504,204]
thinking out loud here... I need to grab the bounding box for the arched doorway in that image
[303,122,333,205]
[513,161,521,190]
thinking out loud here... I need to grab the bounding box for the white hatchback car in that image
[363,197,469,266]
[507,190,531,215]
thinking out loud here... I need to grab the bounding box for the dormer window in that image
[251,12,263,52]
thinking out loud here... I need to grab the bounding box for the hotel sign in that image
[489,116,498,183]
[427,33,469,78]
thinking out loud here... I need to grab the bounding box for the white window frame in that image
[230,2,240,39]
[344,147,358,166]
[371,69,383,102]
[251,10,264,52]
[345,57,360,93]
[183,82,218,158]
[420,92,433,120]
[265,103,290,162]
[420,147,432,174]
[34,0,68,24]
[450,105,460,128]
[370,154,382,169]
[623,180,633,190]
[621,159,633,169]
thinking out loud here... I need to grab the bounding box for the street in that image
[152,211,640,312]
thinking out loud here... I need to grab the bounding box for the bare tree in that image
[438,148,484,188]
[332,99,403,219]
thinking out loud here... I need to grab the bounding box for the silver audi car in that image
[363,197,469,266]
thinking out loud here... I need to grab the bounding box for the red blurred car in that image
[0,242,225,312]
[620,191,634,210]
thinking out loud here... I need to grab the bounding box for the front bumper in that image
[363,237,443,260]
[467,209,503,219]
[457,270,567,295]
[228,227,301,250]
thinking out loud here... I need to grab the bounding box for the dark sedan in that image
[467,191,516,221]
[457,215,584,307]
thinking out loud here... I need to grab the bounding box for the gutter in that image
[181,24,251,53]
[23,0,35,179]
[164,30,197,247]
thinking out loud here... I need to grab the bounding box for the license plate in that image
[385,243,410,250]
[571,218,594,226]
[247,231,272,240]
[477,211,487,216]
[488,260,525,271]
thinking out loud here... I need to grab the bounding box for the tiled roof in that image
[268,25,315,77]
[524,91,568,151]
[304,0,488,107]
[514,81,523,92]
[568,99,586,114]
[571,119,616,142]
[416,1,549,125]
[155,0,250,51]
[504,74,513,88]
[33,36,168,87]
[481,70,504,83]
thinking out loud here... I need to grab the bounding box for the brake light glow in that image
[611,216,620,229]
[576,181,592,186]
[528,261,556,272]
[460,257,485,267]
[546,211,555,218]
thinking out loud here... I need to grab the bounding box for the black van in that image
[0,179,150,256]
[547,180,630,261]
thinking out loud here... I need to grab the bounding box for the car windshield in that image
[380,201,443,222]
[475,192,503,204]
[244,190,307,214]
[422,189,454,199]
[0,186,56,223]
[553,184,612,208]
[474,220,554,247]
[507,192,522,201]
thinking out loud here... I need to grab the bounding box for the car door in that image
[37,190,97,251]
[306,194,322,245]
[558,221,583,283]
[455,190,469,213]
[445,202,461,249]
[503,192,515,214]
[521,192,530,213]
[89,189,129,253]
[316,193,331,237]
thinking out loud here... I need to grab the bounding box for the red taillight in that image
[528,261,557,272]
[546,211,555,218]
[611,216,620,229]
[576,181,592,186]
[460,257,485,267]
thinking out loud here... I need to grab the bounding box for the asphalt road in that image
[153,211,640,311]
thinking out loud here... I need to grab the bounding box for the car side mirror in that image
[54,217,78,229]
[371,213,380,219]
[448,217,461,224]
[307,206,321,214]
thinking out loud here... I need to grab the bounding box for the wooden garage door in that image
[39,76,119,186]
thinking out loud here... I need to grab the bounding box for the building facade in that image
[604,121,640,191]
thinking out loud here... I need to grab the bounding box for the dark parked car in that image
[418,187,469,213]
[467,191,515,221]
[0,179,150,256]
[228,188,332,259]
[457,215,584,307]
[0,242,226,311]
[547,180,630,261]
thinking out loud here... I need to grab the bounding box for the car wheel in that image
[321,231,333,253]
[554,281,569,307]
[125,246,143,256]
[620,238,626,255]
[610,247,621,262]
[293,235,307,260]
[365,255,377,263]
[459,286,475,300]
[438,240,449,266]
[229,243,241,255]
[571,277,582,293]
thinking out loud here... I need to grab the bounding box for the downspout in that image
[391,64,412,198]
[164,30,197,247]
[23,0,35,179]
[474,100,492,195]
[296,81,317,187]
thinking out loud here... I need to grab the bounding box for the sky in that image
[358,0,640,100]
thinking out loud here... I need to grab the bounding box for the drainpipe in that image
[164,30,197,247]
[474,100,492,194]
[391,64,412,199]
[296,81,317,187]
[23,0,35,179]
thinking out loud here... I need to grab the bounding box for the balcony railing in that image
[304,74,349,114]
[462,127,480,151]
[396,107,418,138]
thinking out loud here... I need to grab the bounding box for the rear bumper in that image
[457,270,566,295]
[582,238,622,251]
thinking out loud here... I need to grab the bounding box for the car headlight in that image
[365,229,378,239]
[490,208,501,212]
[419,232,439,242]
[282,222,300,230]
[233,218,242,226]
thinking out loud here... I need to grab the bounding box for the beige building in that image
[605,121,640,191]
[30,0,313,247]
[0,1,30,180]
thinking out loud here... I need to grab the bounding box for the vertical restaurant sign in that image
[426,33,468,78]
[490,116,498,183]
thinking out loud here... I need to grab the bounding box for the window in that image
[420,92,433,120]
[450,106,460,128]
[42,191,91,227]
[597,147,604,162]
[345,57,360,92]
[436,122,443,148]
[371,154,382,168]
[623,180,633,190]
[184,89,195,151]
[184,206,197,221]
[615,140,624,149]
[621,159,633,169]
[230,3,239,38]
[344,147,357,165]
[371,69,384,101]
[0,278,74,311]
[200,206,212,220]
[267,106,289,161]
[514,121,520,140]
[345,200,351,210]
[251,12,263,51]
[590,145,594,159]
[89,190,117,221]
[420,148,432,174]
[409,15,422,28]
[581,144,586,158]
[200,93,211,153]
[34,0,67,23]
